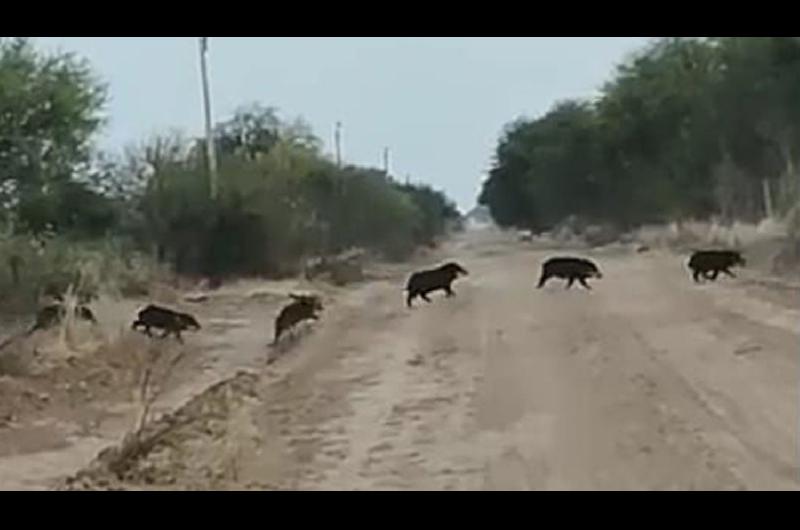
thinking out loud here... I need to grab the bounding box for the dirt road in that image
[6,226,799,490]
[230,228,798,490]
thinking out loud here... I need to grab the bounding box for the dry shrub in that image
[0,342,34,377]
[771,241,800,276]
[583,224,621,247]
[129,341,188,434]
[59,371,262,490]
[0,285,99,378]
[304,248,366,286]
[771,205,800,276]
[56,338,191,487]
[329,259,364,286]
[0,235,166,322]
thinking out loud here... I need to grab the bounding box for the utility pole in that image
[382,147,390,176]
[334,121,344,255]
[334,121,342,167]
[199,37,219,200]
[762,178,774,219]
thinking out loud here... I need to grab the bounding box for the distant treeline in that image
[479,37,800,232]
[0,37,461,299]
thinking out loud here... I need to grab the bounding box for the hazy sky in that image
[34,37,650,211]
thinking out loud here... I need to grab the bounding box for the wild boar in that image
[687,249,745,283]
[132,304,201,343]
[405,262,469,308]
[537,257,603,290]
[272,293,324,345]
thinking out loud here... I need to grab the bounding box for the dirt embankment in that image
[0,269,376,490]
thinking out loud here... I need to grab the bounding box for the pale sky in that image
[34,37,650,211]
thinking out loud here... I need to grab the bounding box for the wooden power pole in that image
[199,37,219,200]
[335,121,342,167]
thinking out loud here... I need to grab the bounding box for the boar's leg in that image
[421,292,432,303]
[445,284,455,297]
[692,269,703,283]
[578,277,592,290]
[536,274,549,289]
[565,276,575,289]
[721,267,736,278]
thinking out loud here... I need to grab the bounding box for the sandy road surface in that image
[215,228,796,490]
[5,227,799,490]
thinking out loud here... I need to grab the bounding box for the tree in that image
[117,106,459,279]
[395,182,460,245]
[211,103,321,162]
[0,37,108,233]
[708,37,800,218]
[213,103,281,161]
[480,37,800,231]
[480,101,604,230]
